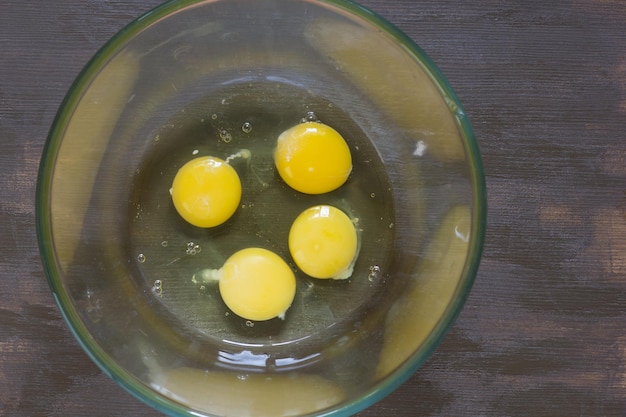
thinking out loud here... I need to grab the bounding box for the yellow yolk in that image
[274,122,352,194]
[171,156,241,228]
[219,248,296,321]
[289,205,358,280]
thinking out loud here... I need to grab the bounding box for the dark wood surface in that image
[2,0,625,416]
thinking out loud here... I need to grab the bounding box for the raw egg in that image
[170,156,241,228]
[219,248,296,321]
[274,122,352,194]
[289,205,359,279]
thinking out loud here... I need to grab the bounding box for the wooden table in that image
[1,0,625,415]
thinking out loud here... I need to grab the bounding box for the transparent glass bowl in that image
[36,0,486,416]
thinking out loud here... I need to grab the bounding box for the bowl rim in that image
[36,0,487,416]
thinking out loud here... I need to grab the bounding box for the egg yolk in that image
[219,248,296,321]
[171,156,241,228]
[274,122,352,194]
[289,205,358,280]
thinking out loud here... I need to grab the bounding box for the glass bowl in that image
[36,0,486,416]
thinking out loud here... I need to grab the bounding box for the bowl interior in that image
[37,0,485,416]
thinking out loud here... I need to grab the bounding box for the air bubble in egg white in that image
[301,111,319,123]
[219,129,232,143]
[241,122,253,133]
[186,242,201,256]
[368,265,381,282]
[152,280,163,297]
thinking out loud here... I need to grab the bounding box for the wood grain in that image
[1,0,625,416]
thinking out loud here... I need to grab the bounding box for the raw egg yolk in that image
[274,122,352,194]
[171,156,241,228]
[289,205,358,279]
[219,248,296,321]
